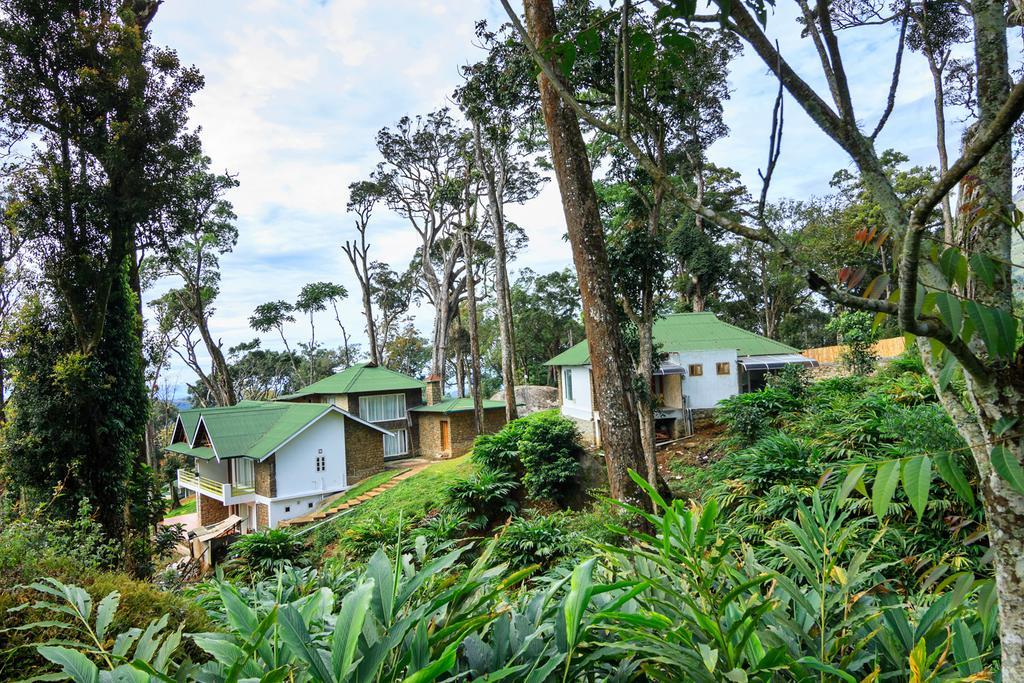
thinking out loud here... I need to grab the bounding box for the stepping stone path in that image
[278,463,430,529]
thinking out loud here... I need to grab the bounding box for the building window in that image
[284,506,290,513]
[384,429,409,457]
[563,368,574,401]
[716,362,731,375]
[315,455,325,472]
[308,502,314,509]
[359,393,406,422]
[688,364,704,377]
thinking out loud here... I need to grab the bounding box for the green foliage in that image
[17,475,1000,681]
[827,310,879,375]
[716,387,799,447]
[2,272,158,560]
[494,512,583,570]
[764,362,810,398]
[444,469,519,531]
[517,414,584,503]
[229,529,306,577]
[470,419,528,474]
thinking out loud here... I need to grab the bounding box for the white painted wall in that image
[267,495,325,527]
[673,349,740,409]
[559,365,594,420]
[274,411,348,499]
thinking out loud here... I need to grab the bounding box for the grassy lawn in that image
[339,456,472,525]
[164,497,196,518]
[316,468,399,512]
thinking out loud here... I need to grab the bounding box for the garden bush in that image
[716,387,800,447]
[444,469,519,530]
[517,414,583,503]
[228,528,305,576]
[495,512,583,569]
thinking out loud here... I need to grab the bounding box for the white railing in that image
[177,469,255,504]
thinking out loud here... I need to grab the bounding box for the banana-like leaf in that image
[900,456,931,522]
[871,460,900,521]
[331,580,374,680]
[37,646,99,683]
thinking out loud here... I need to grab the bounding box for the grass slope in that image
[164,497,196,518]
[316,468,399,513]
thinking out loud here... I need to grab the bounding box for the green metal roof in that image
[167,401,367,461]
[544,313,801,366]
[410,398,506,414]
[278,362,424,399]
[164,443,215,460]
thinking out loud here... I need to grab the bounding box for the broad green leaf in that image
[934,453,974,505]
[872,460,900,521]
[901,456,932,522]
[331,581,374,680]
[37,646,99,683]
[94,591,119,641]
[965,300,1019,360]
[990,445,1024,495]
[698,643,718,673]
[994,416,1019,436]
[838,464,866,503]
[934,292,963,336]
[969,252,1000,289]
[278,605,333,682]
[863,273,889,299]
[938,355,959,392]
[938,247,965,286]
[402,639,461,683]
[952,620,982,676]
[575,27,600,56]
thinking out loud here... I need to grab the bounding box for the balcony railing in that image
[177,469,255,504]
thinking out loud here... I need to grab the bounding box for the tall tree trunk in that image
[636,321,657,486]
[0,349,6,426]
[524,0,648,510]
[961,1,1024,674]
[473,121,519,421]
[461,228,485,434]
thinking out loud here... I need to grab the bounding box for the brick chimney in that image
[425,375,443,406]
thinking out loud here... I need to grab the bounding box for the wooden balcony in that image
[177,469,255,504]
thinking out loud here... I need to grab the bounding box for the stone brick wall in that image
[255,455,276,497]
[344,418,385,484]
[197,492,229,527]
[415,408,507,459]
[256,503,269,530]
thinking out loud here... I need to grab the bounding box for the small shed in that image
[410,398,507,459]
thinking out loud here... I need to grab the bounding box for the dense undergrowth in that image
[3,358,1003,680]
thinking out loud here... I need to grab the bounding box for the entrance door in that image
[440,420,451,452]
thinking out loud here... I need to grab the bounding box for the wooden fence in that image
[802,336,906,364]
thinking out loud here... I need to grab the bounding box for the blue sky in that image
[146,0,974,399]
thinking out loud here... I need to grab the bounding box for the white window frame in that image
[233,458,254,488]
[358,393,406,422]
[315,455,326,472]
[563,369,574,401]
[383,429,409,458]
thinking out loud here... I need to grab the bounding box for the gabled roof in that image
[166,401,389,462]
[544,313,802,366]
[277,362,424,400]
[409,398,506,414]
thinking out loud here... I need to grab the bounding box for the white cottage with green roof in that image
[544,313,815,443]
[169,400,391,530]
[169,362,509,531]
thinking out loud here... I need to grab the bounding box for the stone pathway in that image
[278,463,430,529]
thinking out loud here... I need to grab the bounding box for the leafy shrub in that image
[716,387,800,447]
[724,432,822,492]
[0,500,118,588]
[471,419,528,473]
[495,512,583,569]
[17,481,1000,682]
[229,529,305,576]
[826,310,878,375]
[517,415,583,503]
[444,469,519,531]
[765,363,810,398]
